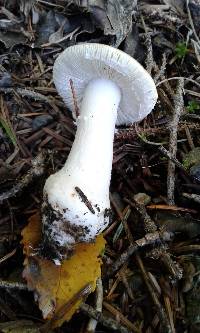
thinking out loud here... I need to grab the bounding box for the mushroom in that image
[40,43,158,264]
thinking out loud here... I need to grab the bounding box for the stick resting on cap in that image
[39,43,158,264]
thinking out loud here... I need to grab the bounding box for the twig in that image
[107,230,173,276]
[103,301,139,332]
[0,280,27,290]
[37,0,64,7]
[164,295,176,333]
[167,78,184,205]
[107,264,128,299]
[41,27,80,47]
[42,127,72,146]
[104,204,130,237]
[182,192,200,204]
[191,39,200,64]
[154,53,167,84]
[110,193,133,243]
[186,0,200,45]
[80,303,132,333]
[132,195,156,233]
[0,151,46,203]
[185,126,195,149]
[156,76,200,88]
[147,204,197,214]
[75,186,95,214]
[0,87,59,113]
[0,87,49,102]
[86,278,103,333]
[140,3,183,25]
[136,255,172,333]
[0,248,16,264]
[143,30,155,74]
[135,125,186,172]
[125,197,183,280]
[69,79,80,118]
[41,284,92,333]
[118,266,134,300]
[158,146,186,172]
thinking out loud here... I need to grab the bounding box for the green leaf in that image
[175,42,189,58]
[186,101,200,113]
[0,117,17,146]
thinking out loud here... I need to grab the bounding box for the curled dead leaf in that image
[21,213,105,328]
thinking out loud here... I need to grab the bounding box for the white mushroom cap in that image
[53,43,158,125]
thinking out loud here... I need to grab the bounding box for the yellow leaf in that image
[21,213,105,328]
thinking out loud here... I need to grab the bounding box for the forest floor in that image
[0,1,200,332]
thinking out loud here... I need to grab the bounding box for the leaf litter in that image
[0,0,200,332]
[21,213,105,328]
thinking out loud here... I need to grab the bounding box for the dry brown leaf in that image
[22,213,105,328]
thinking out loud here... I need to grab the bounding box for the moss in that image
[183,147,200,170]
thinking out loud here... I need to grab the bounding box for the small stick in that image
[107,263,127,299]
[164,295,176,333]
[185,126,195,149]
[118,269,134,300]
[167,78,184,205]
[156,77,200,89]
[0,151,46,203]
[0,87,59,113]
[135,122,187,173]
[158,146,186,172]
[0,248,16,264]
[103,301,139,332]
[125,197,183,280]
[86,277,103,333]
[186,0,200,45]
[41,284,92,333]
[131,196,156,234]
[107,230,173,276]
[75,186,95,214]
[104,205,130,237]
[80,303,132,333]
[136,255,172,333]
[144,32,155,74]
[69,79,80,118]
[182,192,200,204]
[0,280,27,290]
[154,53,167,84]
[167,79,184,205]
[110,193,133,242]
